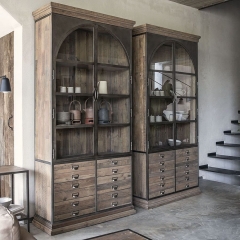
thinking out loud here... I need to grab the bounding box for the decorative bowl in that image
[56,112,71,124]
[0,197,12,208]
[168,139,181,146]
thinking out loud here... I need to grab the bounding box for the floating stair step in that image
[208,152,240,160]
[199,164,240,175]
[231,120,239,125]
[238,110,240,114]
[224,130,240,135]
[216,141,240,147]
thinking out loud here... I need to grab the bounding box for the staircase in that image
[199,112,240,185]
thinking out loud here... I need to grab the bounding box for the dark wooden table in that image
[0,165,30,231]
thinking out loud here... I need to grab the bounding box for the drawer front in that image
[97,188,131,211]
[54,185,95,203]
[176,147,198,164]
[97,172,131,185]
[149,177,175,193]
[54,166,95,183]
[149,151,174,164]
[54,177,95,192]
[149,187,175,199]
[54,160,95,173]
[54,207,95,221]
[176,179,198,191]
[97,165,131,177]
[149,160,175,174]
[97,157,131,169]
[54,195,95,216]
[149,171,174,185]
[176,171,198,183]
[97,179,131,194]
[176,161,198,177]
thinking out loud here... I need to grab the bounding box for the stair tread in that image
[208,153,240,160]
[231,120,239,125]
[216,142,240,147]
[199,165,240,175]
[224,130,240,135]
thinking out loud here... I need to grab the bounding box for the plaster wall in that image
[0,0,239,216]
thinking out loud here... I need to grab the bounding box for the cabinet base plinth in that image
[133,187,201,209]
[33,205,136,236]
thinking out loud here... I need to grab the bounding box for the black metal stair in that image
[216,141,240,147]
[208,152,240,160]
[200,164,240,175]
[231,120,239,125]
[224,130,240,135]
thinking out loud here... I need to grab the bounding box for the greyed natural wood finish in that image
[132,34,147,152]
[97,157,131,169]
[149,151,174,164]
[97,165,131,177]
[33,2,135,28]
[54,160,94,173]
[149,160,175,174]
[134,187,201,209]
[133,24,200,42]
[132,152,147,199]
[97,172,131,185]
[176,147,198,163]
[97,179,131,194]
[169,0,229,9]
[33,206,136,236]
[0,32,14,198]
[35,161,52,222]
[176,180,198,191]
[149,170,175,184]
[35,15,52,163]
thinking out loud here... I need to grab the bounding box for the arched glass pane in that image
[175,43,195,74]
[98,27,128,66]
[150,43,173,71]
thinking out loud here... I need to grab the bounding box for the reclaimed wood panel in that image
[149,150,175,164]
[132,34,147,152]
[168,0,229,9]
[35,161,52,222]
[97,172,131,185]
[97,179,131,194]
[97,157,131,169]
[35,15,52,163]
[0,32,14,197]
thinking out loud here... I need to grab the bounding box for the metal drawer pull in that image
[72,183,79,189]
[185,164,189,168]
[159,154,164,158]
[112,185,118,190]
[112,177,118,182]
[186,157,189,161]
[72,165,79,170]
[185,184,189,188]
[160,168,165,173]
[72,174,79,180]
[160,177,165,180]
[72,211,79,216]
[186,150,190,154]
[112,193,118,198]
[72,201,79,207]
[160,162,165,166]
[112,160,118,165]
[185,177,189,181]
[160,191,165,195]
[160,184,165,187]
[72,192,79,198]
[185,170,189,175]
[112,202,118,207]
[112,169,118,174]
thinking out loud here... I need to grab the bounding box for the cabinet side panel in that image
[35,161,52,222]
[35,16,52,162]
[132,34,147,152]
[133,152,147,199]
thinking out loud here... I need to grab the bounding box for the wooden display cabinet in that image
[132,24,201,209]
[33,3,135,235]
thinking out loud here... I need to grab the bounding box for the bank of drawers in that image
[149,151,175,199]
[54,160,96,221]
[176,147,198,191]
[97,157,132,211]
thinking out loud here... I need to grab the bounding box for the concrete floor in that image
[31,179,240,240]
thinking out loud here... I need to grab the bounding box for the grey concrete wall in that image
[0,0,240,215]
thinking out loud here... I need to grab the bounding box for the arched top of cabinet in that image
[133,24,201,43]
[32,2,136,29]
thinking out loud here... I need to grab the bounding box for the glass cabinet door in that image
[55,26,94,160]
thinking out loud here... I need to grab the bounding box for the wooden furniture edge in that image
[33,207,136,235]
[133,24,201,42]
[32,2,136,29]
[133,187,201,209]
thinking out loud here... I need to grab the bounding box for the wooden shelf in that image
[208,152,240,160]
[150,121,173,125]
[98,123,130,127]
[199,164,240,176]
[149,96,173,99]
[56,93,93,97]
[55,153,94,162]
[149,146,175,153]
[175,144,198,150]
[56,124,94,129]
[176,120,196,124]
[98,94,130,98]
[176,96,196,99]
[98,63,129,71]
[56,59,94,69]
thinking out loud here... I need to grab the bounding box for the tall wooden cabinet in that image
[33,3,135,235]
[132,24,201,209]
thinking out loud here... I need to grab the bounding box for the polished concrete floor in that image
[31,179,240,240]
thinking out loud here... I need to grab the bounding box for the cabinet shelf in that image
[98,94,130,99]
[98,123,130,127]
[150,121,173,125]
[56,124,94,129]
[56,153,94,162]
[56,59,94,69]
[149,96,173,99]
[176,120,196,124]
[98,63,129,71]
[56,93,93,97]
